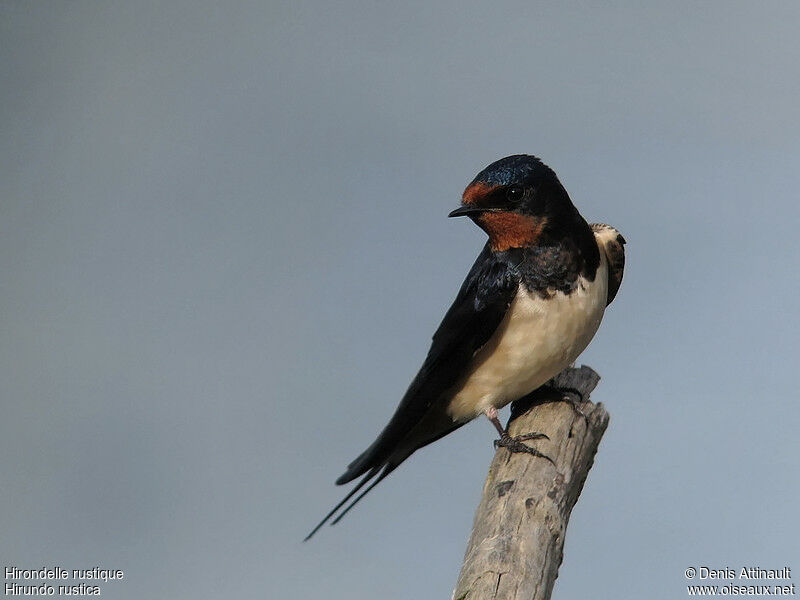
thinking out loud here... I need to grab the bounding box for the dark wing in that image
[305,244,519,539]
[591,223,626,305]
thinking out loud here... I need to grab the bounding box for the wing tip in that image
[336,459,370,485]
[335,473,353,485]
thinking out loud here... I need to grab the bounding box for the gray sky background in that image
[2,2,798,598]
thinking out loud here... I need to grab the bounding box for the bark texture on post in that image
[452,365,610,600]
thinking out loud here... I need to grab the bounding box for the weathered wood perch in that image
[452,365,610,600]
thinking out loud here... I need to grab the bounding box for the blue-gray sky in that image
[1,2,798,598]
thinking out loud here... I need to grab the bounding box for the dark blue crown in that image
[471,155,558,187]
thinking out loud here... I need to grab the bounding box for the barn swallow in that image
[305,155,625,540]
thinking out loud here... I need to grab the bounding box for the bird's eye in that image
[506,185,524,202]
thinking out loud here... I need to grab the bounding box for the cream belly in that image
[447,255,608,422]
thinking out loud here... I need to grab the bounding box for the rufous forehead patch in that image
[462,181,500,206]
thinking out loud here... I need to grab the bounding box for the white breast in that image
[447,255,608,422]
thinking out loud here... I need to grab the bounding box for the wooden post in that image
[452,366,610,600]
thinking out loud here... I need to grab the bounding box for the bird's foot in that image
[494,431,554,464]
[514,431,550,442]
[558,386,590,424]
[484,406,553,463]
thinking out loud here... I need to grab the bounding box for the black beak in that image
[448,205,491,218]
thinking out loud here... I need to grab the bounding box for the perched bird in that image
[306,155,625,540]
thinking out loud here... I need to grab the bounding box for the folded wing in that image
[305,244,519,539]
[591,223,626,306]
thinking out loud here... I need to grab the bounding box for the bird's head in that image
[449,155,583,252]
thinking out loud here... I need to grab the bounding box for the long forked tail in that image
[303,464,397,541]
